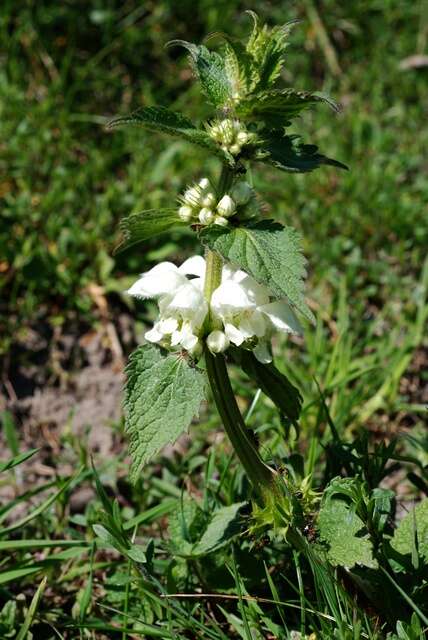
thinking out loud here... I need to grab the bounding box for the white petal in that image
[145,326,164,343]
[253,341,272,363]
[260,301,303,335]
[239,310,266,339]
[158,317,178,334]
[127,262,185,298]
[224,323,245,346]
[239,275,270,305]
[211,281,254,315]
[179,255,206,278]
[181,332,199,351]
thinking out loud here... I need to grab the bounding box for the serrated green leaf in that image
[115,208,185,253]
[257,132,347,173]
[229,348,302,425]
[107,106,232,162]
[318,499,378,569]
[200,220,314,323]
[237,88,338,128]
[222,38,256,96]
[124,345,206,482]
[171,40,232,108]
[391,498,428,565]
[192,502,246,556]
[245,13,296,92]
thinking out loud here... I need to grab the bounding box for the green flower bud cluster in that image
[206,118,256,156]
[178,179,260,228]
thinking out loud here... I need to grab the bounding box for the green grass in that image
[1,1,427,638]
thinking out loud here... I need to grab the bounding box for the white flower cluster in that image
[178,179,259,227]
[206,118,256,156]
[127,256,302,363]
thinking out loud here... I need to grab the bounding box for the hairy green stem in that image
[203,164,278,502]
[205,350,277,500]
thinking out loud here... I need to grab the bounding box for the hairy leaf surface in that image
[200,220,314,323]
[237,89,338,128]
[257,132,347,173]
[125,345,206,482]
[115,208,185,253]
[171,40,232,107]
[108,106,231,162]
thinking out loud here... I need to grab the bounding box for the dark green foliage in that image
[108,106,232,162]
[229,348,302,426]
[256,131,348,173]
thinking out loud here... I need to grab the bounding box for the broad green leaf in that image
[391,498,428,566]
[108,106,232,162]
[318,499,377,569]
[229,348,302,425]
[170,40,232,108]
[168,497,208,556]
[200,220,314,323]
[236,88,338,128]
[124,345,206,482]
[192,502,246,556]
[115,208,185,253]
[257,132,347,173]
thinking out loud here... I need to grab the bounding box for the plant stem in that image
[203,163,278,502]
[205,349,278,500]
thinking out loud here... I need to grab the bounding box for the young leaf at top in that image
[107,106,233,163]
[169,40,233,108]
[256,131,347,173]
[124,344,206,482]
[229,348,302,426]
[200,220,314,323]
[245,12,297,92]
[115,208,186,253]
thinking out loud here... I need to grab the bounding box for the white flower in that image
[127,256,207,354]
[128,256,302,362]
[217,195,236,218]
[210,265,302,362]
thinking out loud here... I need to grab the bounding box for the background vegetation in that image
[0,1,427,638]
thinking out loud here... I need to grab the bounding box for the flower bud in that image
[178,205,194,221]
[202,192,216,208]
[231,181,252,205]
[206,330,230,354]
[220,119,235,144]
[183,187,202,207]
[217,195,236,218]
[199,208,215,225]
[236,130,249,145]
[198,178,210,190]
[214,215,229,227]
[229,143,241,156]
